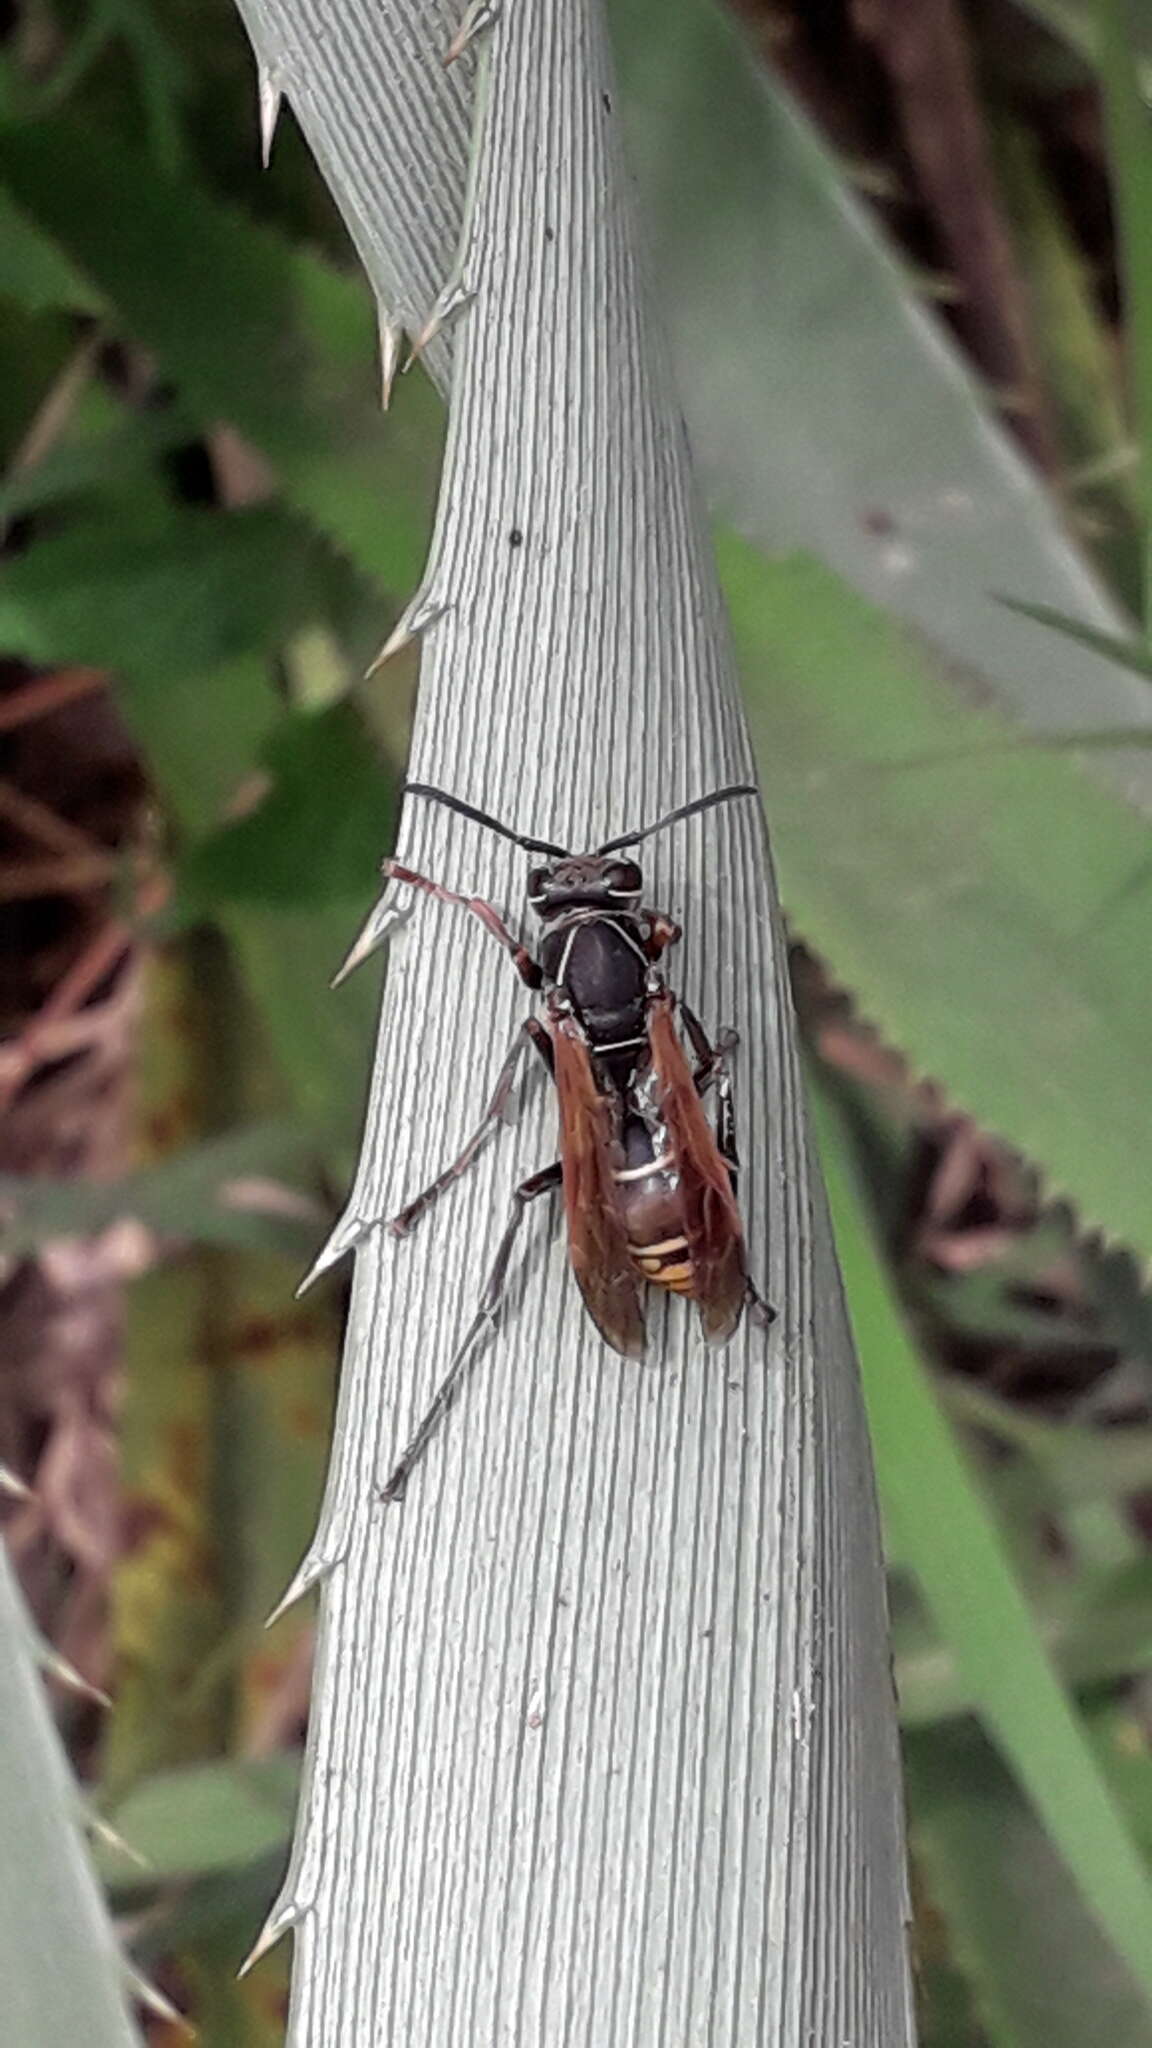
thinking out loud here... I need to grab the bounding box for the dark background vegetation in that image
[2,0,1152,2040]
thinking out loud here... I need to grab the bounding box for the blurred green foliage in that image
[2,0,1152,2042]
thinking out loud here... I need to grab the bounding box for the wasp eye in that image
[606,860,642,896]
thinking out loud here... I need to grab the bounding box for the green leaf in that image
[0,112,441,588]
[611,0,1152,788]
[727,544,1152,1265]
[1012,0,1098,58]
[127,653,284,832]
[100,1755,297,1887]
[895,1554,1152,1728]
[908,1719,1152,2048]
[1091,1695,1152,1865]
[0,499,386,1149]
[0,1547,142,2046]
[182,701,394,909]
[0,502,338,683]
[996,595,1152,683]
[31,0,190,175]
[0,401,194,525]
[0,1122,322,1259]
[0,185,103,312]
[992,114,1142,611]
[223,904,382,1148]
[813,1070,1152,2008]
[1019,0,1152,78]
[0,117,426,1155]
[1099,0,1152,618]
[0,303,76,465]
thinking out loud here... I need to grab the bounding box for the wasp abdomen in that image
[629,1233,694,1295]
[613,1120,697,1297]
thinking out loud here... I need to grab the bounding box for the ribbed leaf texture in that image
[229,0,917,2039]
[0,1543,142,2047]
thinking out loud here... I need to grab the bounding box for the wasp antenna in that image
[596,783,758,854]
[403,783,570,857]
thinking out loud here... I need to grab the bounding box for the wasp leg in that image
[745,1281,777,1329]
[711,1066,740,1172]
[384,859,543,987]
[388,1018,555,1235]
[389,1022,532,1235]
[679,1000,738,1093]
[641,910,681,961]
[381,1159,563,1502]
[524,1014,554,1070]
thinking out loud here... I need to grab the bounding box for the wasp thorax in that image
[527,855,643,918]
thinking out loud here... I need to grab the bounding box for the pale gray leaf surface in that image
[0,1541,142,2048]
[233,0,914,2042]
[609,0,1152,811]
[230,0,465,385]
[234,0,1152,815]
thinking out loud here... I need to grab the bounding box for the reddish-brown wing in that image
[648,989,747,1345]
[549,1009,647,1358]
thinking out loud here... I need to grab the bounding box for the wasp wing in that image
[648,990,747,1345]
[550,1011,647,1358]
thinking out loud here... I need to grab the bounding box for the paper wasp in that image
[377,780,774,1500]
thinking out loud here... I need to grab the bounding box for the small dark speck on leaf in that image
[602,92,612,111]
[861,506,897,538]
[509,528,524,548]
[544,225,555,244]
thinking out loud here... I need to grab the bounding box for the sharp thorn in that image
[295,1210,371,1297]
[237,1895,304,1978]
[87,1811,151,1869]
[364,621,410,677]
[257,64,282,169]
[330,894,411,990]
[403,284,476,372]
[125,1964,188,2029]
[376,306,403,410]
[364,597,448,678]
[264,1549,336,1629]
[39,1645,111,1708]
[445,0,498,64]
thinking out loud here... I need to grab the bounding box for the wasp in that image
[377,780,774,1500]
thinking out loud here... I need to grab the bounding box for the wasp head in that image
[526,854,643,919]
